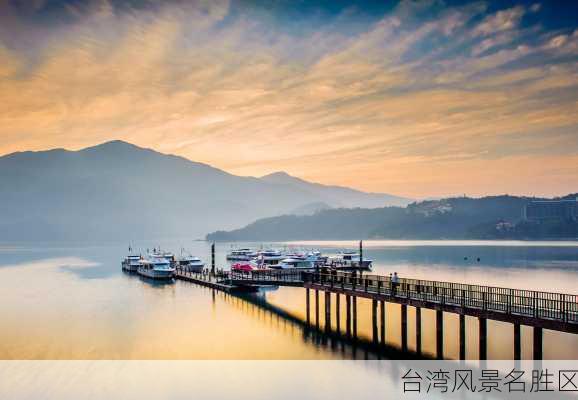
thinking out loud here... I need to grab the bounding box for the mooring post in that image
[211,242,215,275]
[346,295,352,337]
[335,293,340,332]
[306,288,310,325]
[514,323,521,360]
[533,327,543,360]
[325,291,331,331]
[416,307,422,355]
[436,310,444,359]
[380,300,386,345]
[401,304,408,352]
[372,299,378,344]
[315,290,320,328]
[459,314,466,360]
[352,296,358,338]
[479,317,487,360]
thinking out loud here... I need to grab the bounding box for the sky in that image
[1,0,577,199]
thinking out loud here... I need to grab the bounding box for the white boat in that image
[178,255,205,273]
[226,248,257,261]
[310,250,328,264]
[137,254,175,280]
[274,254,319,270]
[257,249,285,266]
[331,251,373,269]
[121,254,141,272]
[161,251,177,268]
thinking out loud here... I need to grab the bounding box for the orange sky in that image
[1,1,577,198]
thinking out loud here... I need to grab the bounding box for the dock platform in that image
[174,269,259,293]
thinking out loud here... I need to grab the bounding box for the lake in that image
[1,240,577,360]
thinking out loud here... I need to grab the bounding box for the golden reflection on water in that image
[1,244,578,360]
[264,287,578,360]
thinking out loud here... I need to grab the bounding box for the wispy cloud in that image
[0,0,577,197]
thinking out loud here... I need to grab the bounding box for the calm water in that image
[1,240,577,360]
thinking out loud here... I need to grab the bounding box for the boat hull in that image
[226,255,251,261]
[181,264,204,273]
[121,261,139,272]
[137,267,175,280]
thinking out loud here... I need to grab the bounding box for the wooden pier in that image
[173,267,578,360]
[174,269,259,293]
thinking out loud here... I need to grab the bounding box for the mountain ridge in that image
[0,140,410,242]
[206,194,578,241]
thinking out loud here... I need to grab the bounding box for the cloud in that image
[473,6,525,36]
[0,0,577,198]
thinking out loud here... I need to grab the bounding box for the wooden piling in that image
[352,296,358,338]
[306,288,310,325]
[315,289,319,328]
[325,291,331,331]
[436,310,444,359]
[372,299,378,343]
[380,300,386,345]
[416,307,422,355]
[335,293,340,332]
[479,317,487,360]
[211,242,215,275]
[459,314,466,360]
[401,304,408,351]
[514,323,521,360]
[346,295,351,337]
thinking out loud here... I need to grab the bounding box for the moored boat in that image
[330,251,373,270]
[137,254,175,280]
[226,248,257,261]
[256,249,284,266]
[231,261,263,273]
[273,253,321,270]
[121,254,141,272]
[178,254,205,273]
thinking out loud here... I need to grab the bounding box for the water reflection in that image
[0,241,577,360]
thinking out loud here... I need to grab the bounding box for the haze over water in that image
[1,240,577,360]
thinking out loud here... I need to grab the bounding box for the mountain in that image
[260,171,411,208]
[206,195,578,241]
[0,140,408,242]
[289,201,332,216]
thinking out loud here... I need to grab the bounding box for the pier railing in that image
[174,267,577,324]
[228,269,304,283]
[303,271,578,324]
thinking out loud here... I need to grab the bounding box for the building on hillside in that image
[523,199,578,222]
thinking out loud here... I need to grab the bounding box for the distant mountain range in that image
[206,194,578,241]
[0,140,411,242]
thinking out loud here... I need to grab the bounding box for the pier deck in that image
[174,269,259,293]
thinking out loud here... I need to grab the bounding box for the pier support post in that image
[372,299,378,344]
[346,295,352,337]
[436,310,444,359]
[306,288,310,325]
[211,242,215,275]
[336,294,340,332]
[416,307,422,355]
[352,296,358,338]
[459,314,466,360]
[315,290,319,328]
[380,300,386,345]
[514,323,521,360]
[479,317,487,360]
[325,292,331,331]
[533,327,543,360]
[401,304,408,352]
